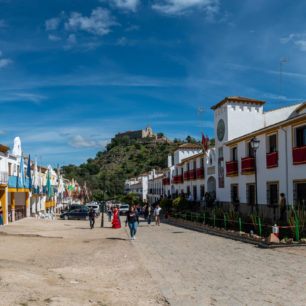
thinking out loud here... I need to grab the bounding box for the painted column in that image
[26,192,29,217]
[11,192,15,222]
[0,189,7,225]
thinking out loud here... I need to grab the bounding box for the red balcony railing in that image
[241,157,255,174]
[184,171,190,181]
[177,175,183,183]
[266,151,278,168]
[226,161,238,176]
[162,178,170,185]
[196,168,204,179]
[293,145,306,165]
[189,170,195,180]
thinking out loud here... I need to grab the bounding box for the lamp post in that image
[250,137,260,214]
[100,166,106,228]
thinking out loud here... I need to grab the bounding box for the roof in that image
[296,102,306,114]
[264,102,303,114]
[180,152,205,164]
[226,113,306,146]
[211,96,266,110]
[173,143,202,152]
[0,144,10,153]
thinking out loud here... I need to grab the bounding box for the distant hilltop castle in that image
[115,125,171,143]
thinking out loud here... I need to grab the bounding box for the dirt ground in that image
[0,217,167,306]
[0,216,305,306]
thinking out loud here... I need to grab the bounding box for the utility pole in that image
[280,58,288,104]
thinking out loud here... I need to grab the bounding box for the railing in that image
[196,168,204,179]
[292,145,306,165]
[226,161,238,176]
[189,170,195,180]
[0,171,8,185]
[162,178,170,185]
[184,171,190,181]
[241,157,255,174]
[266,151,278,168]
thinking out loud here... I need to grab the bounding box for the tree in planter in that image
[160,198,172,212]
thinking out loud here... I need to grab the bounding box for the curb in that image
[165,219,306,249]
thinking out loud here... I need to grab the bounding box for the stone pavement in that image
[131,218,306,306]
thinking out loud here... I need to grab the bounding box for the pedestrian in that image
[146,203,152,225]
[88,206,96,229]
[0,205,3,226]
[125,205,139,240]
[107,204,112,222]
[154,204,161,226]
[279,193,286,222]
[112,206,121,229]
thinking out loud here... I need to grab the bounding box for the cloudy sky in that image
[0,0,306,167]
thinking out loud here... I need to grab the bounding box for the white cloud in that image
[0,130,5,135]
[107,0,140,12]
[117,37,128,46]
[67,33,76,44]
[0,58,12,68]
[0,50,2,57]
[64,7,118,36]
[68,135,97,148]
[0,92,46,103]
[281,33,306,51]
[48,34,61,41]
[152,0,219,16]
[45,17,61,30]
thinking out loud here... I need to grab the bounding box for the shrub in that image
[160,198,172,211]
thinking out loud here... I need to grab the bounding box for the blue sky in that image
[1,0,306,167]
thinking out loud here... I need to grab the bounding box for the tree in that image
[157,132,164,138]
[210,138,215,147]
[186,136,197,143]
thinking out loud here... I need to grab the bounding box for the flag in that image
[26,154,32,191]
[33,158,38,190]
[47,170,51,198]
[201,132,210,152]
[18,153,25,188]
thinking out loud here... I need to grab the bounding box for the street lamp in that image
[250,137,260,214]
[100,166,106,228]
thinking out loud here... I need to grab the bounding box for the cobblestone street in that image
[0,217,305,306]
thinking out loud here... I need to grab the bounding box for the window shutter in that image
[266,183,270,206]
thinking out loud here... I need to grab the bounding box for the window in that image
[295,125,306,147]
[200,158,204,168]
[193,186,197,200]
[200,185,205,200]
[246,184,256,205]
[193,161,197,177]
[293,181,306,207]
[268,134,277,153]
[231,184,239,202]
[267,182,279,206]
[231,147,237,161]
[246,142,254,157]
[218,147,223,159]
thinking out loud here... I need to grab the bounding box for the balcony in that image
[178,175,183,183]
[226,161,238,176]
[266,151,278,168]
[8,176,30,189]
[0,171,8,185]
[241,157,255,174]
[184,171,190,181]
[162,178,170,185]
[189,170,195,180]
[196,168,204,179]
[293,145,306,165]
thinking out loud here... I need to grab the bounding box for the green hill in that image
[62,136,182,200]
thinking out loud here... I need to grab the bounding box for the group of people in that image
[105,203,162,240]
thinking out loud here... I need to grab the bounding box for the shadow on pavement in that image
[106,237,127,241]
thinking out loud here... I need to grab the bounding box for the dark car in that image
[60,205,89,220]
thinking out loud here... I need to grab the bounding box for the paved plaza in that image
[0,216,305,306]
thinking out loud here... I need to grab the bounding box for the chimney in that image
[168,155,172,167]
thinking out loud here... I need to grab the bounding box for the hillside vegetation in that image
[62,136,183,200]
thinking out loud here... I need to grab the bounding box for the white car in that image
[119,204,129,215]
[85,203,100,216]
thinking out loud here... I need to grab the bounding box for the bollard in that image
[295,219,299,241]
[258,217,262,237]
[213,214,216,227]
[224,215,227,230]
[239,217,242,232]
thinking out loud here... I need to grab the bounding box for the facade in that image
[125,97,306,217]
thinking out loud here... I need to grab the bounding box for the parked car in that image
[60,205,89,220]
[119,204,129,215]
[85,203,100,216]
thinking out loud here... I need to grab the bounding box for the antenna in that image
[280,58,289,104]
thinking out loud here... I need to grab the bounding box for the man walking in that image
[146,203,152,225]
[88,206,96,229]
[279,193,287,223]
[154,204,161,226]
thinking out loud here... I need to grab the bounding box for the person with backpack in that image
[125,205,139,240]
